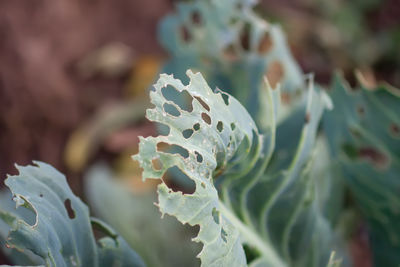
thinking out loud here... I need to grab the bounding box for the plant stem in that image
[218,202,287,267]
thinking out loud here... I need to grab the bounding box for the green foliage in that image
[133,70,258,266]
[0,162,144,267]
[159,0,304,126]
[85,164,200,267]
[0,0,398,266]
[323,74,400,266]
[133,70,339,266]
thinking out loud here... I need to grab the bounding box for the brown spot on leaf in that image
[258,32,273,54]
[266,61,284,88]
[389,123,400,138]
[304,113,310,124]
[223,44,238,61]
[191,11,202,26]
[194,96,210,111]
[152,158,163,171]
[180,26,192,42]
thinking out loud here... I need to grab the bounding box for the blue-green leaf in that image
[324,73,400,266]
[159,0,304,127]
[0,161,145,267]
[84,164,200,267]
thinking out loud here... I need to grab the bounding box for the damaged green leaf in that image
[133,70,337,266]
[0,161,145,267]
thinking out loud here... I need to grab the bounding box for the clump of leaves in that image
[133,70,339,266]
[0,161,144,267]
[0,0,398,266]
[159,0,304,126]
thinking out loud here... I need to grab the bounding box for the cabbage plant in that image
[133,70,338,266]
[0,0,399,266]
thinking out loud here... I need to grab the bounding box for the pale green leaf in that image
[133,69,259,266]
[0,161,145,267]
[134,70,336,266]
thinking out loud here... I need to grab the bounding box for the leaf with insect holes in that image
[84,164,200,267]
[323,73,400,266]
[133,70,338,266]
[159,0,304,127]
[133,70,260,266]
[0,161,145,267]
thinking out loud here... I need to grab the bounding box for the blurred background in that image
[0,0,399,265]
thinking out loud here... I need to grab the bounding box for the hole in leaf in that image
[39,194,43,198]
[191,10,202,25]
[64,199,75,219]
[258,32,273,54]
[165,166,195,194]
[163,103,181,117]
[345,72,358,89]
[157,123,170,136]
[221,93,230,105]
[180,26,192,42]
[221,228,228,243]
[266,61,284,88]
[192,224,200,237]
[91,219,116,243]
[182,129,194,139]
[162,86,193,112]
[230,123,236,130]
[152,158,163,171]
[195,151,203,163]
[157,142,189,159]
[243,244,262,264]
[201,113,211,125]
[240,23,251,51]
[358,146,390,169]
[212,207,220,224]
[194,96,210,111]
[193,123,200,131]
[304,113,310,124]
[12,197,36,226]
[217,121,224,132]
